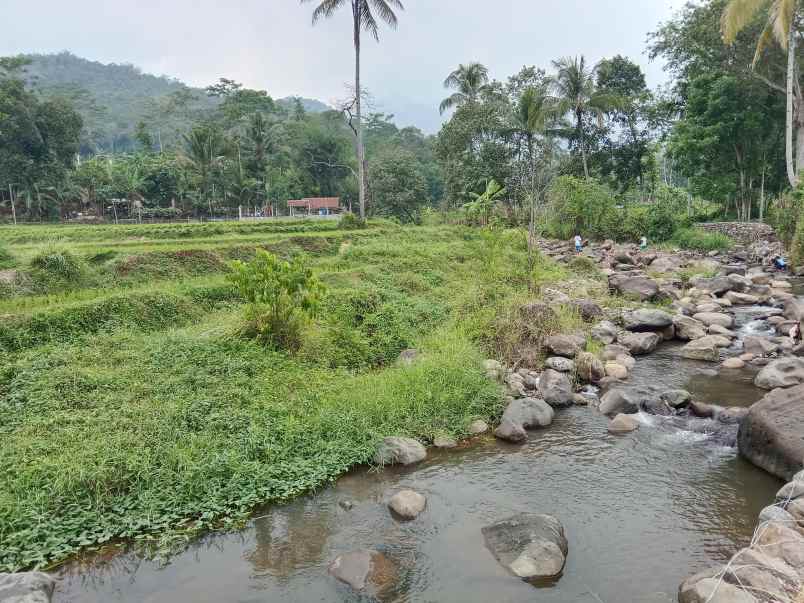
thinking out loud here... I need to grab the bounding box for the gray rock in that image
[680,337,721,362]
[723,291,760,305]
[622,308,673,332]
[544,357,575,373]
[397,348,419,365]
[672,315,708,340]
[784,297,804,321]
[433,436,457,448]
[602,343,631,360]
[481,513,568,580]
[707,324,735,338]
[373,437,427,466]
[661,389,692,408]
[721,357,745,369]
[494,398,554,443]
[678,571,758,603]
[468,419,489,435]
[0,573,55,603]
[738,384,804,480]
[328,550,396,594]
[543,334,584,358]
[575,351,605,384]
[758,504,795,525]
[616,353,636,370]
[753,522,804,571]
[691,275,733,296]
[591,320,618,344]
[776,481,804,505]
[649,256,680,273]
[388,489,426,519]
[608,413,640,433]
[743,336,779,357]
[599,388,647,416]
[692,312,734,328]
[538,369,574,408]
[609,275,660,301]
[755,357,804,389]
[604,362,628,379]
[618,331,661,355]
[722,548,800,602]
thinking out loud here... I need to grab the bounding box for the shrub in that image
[544,175,617,240]
[670,228,732,252]
[228,250,324,351]
[27,246,92,292]
[791,210,804,268]
[338,212,367,230]
[0,244,14,269]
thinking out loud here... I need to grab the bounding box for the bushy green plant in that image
[0,244,14,269]
[544,175,617,240]
[338,212,367,230]
[790,210,804,268]
[769,189,804,248]
[670,228,732,252]
[228,250,324,351]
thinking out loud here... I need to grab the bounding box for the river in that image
[55,335,783,603]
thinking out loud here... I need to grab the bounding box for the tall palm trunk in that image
[786,24,798,187]
[353,2,366,219]
[577,110,589,180]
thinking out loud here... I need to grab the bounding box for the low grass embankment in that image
[0,222,577,572]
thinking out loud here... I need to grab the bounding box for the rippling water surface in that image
[56,345,782,603]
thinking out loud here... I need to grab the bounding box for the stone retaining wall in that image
[696,222,777,245]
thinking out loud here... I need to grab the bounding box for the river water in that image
[55,337,783,603]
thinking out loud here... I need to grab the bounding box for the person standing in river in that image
[574,233,583,254]
[639,235,647,251]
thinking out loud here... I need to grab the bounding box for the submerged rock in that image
[598,388,648,416]
[481,513,568,581]
[388,489,426,519]
[661,389,692,409]
[494,398,554,443]
[608,413,640,434]
[373,437,427,466]
[738,384,804,480]
[328,550,396,595]
[0,573,55,603]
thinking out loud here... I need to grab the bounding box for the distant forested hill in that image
[18,52,330,154]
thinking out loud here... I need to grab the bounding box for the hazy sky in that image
[2,0,687,132]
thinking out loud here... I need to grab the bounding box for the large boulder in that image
[753,521,804,570]
[622,308,673,332]
[721,548,799,602]
[481,513,568,580]
[755,357,804,389]
[575,351,605,384]
[691,275,733,296]
[738,384,804,480]
[784,297,804,321]
[743,336,779,357]
[692,312,734,328]
[618,331,661,355]
[543,334,584,358]
[608,413,640,434]
[328,550,396,595]
[678,567,758,603]
[598,388,648,416]
[680,336,726,362]
[650,256,680,273]
[494,398,554,443]
[0,573,55,603]
[373,437,426,466]
[609,275,659,301]
[673,315,707,341]
[724,291,760,305]
[544,357,574,373]
[538,369,574,408]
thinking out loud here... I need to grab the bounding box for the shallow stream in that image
[56,340,783,603]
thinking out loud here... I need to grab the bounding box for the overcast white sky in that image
[2,0,687,132]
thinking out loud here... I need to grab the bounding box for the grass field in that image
[0,219,579,572]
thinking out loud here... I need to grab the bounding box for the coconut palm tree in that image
[439,62,490,114]
[182,125,227,215]
[300,0,404,220]
[548,55,612,180]
[722,0,801,187]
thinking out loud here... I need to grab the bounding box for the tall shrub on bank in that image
[228,250,323,351]
[544,175,616,239]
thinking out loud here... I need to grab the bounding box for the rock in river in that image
[754,357,804,389]
[482,513,568,581]
[598,388,648,416]
[0,572,55,603]
[538,369,575,408]
[388,489,426,519]
[468,419,489,435]
[738,384,804,480]
[608,413,640,433]
[544,357,574,372]
[692,312,734,329]
[373,437,427,466]
[673,315,707,341]
[618,332,661,355]
[680,336,723,362]
[494,398,554,443]
[328,550,396,595]
[575,351,604,384]
[678,567,759,603]
[591,320,618,344]
[622,308,673,332]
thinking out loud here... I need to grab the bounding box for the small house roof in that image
[287,197,340,209]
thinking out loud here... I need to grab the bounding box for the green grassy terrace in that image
[0,219,577,571]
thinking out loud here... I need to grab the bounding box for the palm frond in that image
[752,20,776,65]
[368,0,403,27]
[303,0,347,25]
[770,0,796,48]
[439,93,467,115]
[721,0,770,43]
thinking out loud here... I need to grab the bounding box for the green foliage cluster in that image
[337,212,367,230]
[229,251,323,351]
[670,228,733,252]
